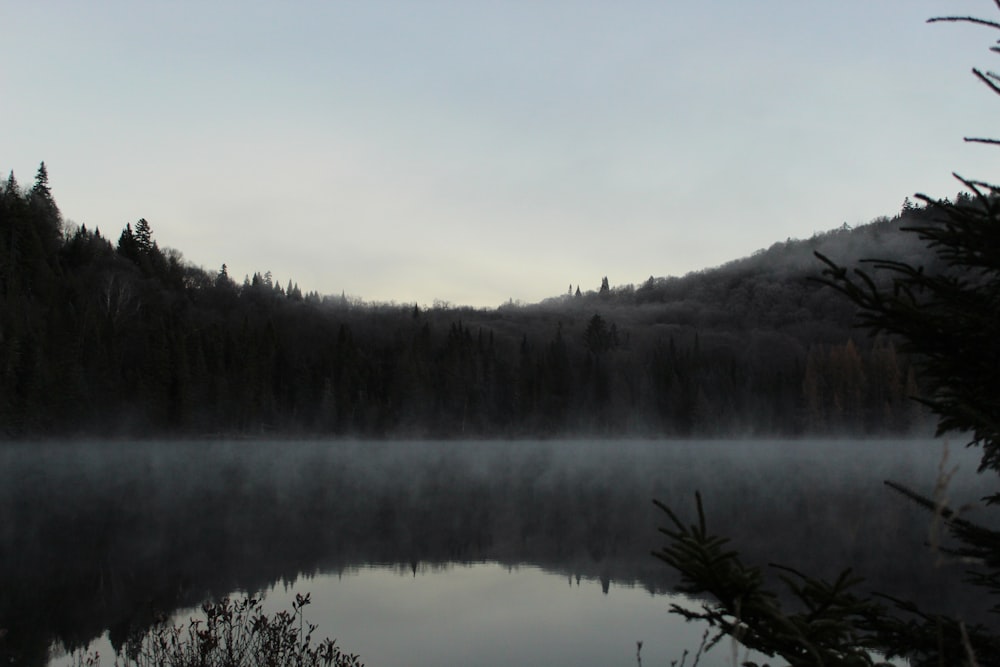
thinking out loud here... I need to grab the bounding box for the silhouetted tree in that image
[28,162,61,238]
[133,217,153,254]
[655,8,1000,665]
[215,263,231,288]
[117,223,139,261]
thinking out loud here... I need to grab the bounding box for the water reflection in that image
[0,439,991,665]
[51,564,737,667]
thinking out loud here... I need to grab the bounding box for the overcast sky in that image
[4,1,999,307]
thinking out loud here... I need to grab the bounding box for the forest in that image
[0,163,943,439]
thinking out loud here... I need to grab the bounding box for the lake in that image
[0,439,992,666]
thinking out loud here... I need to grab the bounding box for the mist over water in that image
[1,439,992,666]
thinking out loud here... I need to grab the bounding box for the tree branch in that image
[927,16,1000,30]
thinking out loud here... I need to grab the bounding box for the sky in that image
[4,1,1000,308]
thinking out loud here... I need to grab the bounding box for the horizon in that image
[4,1,999,308]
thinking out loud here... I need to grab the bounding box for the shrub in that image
[74,593,363,667]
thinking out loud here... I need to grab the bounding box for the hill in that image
[0,165,945,438]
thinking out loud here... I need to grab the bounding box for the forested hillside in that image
[0,164,941,438]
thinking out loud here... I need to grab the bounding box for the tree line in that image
[0,164,937,439]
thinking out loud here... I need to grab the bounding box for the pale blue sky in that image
[3,1,998,306]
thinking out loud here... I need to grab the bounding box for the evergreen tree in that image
[654,8,1000,666]
[0,172,21,296]
[29,162,52,202]
[27,161,61,237]
[2,171,20,201]
[117,223,138,260]
[215,263,230,289]
[133,217,153,254]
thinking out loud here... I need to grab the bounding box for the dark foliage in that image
[655,7,1000,666]
[817,180,1000,478]
[72,594,363,667]
[654,492,1000,667]
[0,167,936,439]
[123,594,362,667]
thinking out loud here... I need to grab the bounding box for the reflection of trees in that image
[0,441,985,665]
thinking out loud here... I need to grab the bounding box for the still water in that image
[51,564,720,667]
[0,439,992,666]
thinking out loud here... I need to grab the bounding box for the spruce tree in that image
[26,161,62,254]
[133,217,153,254]
[29,162,51,202]
[654,7,1000,666]
[117,223,139,261]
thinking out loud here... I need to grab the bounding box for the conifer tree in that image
[654,7,1000,666]
[133,218,153,254]
[28,162,60,227]
[117,223,139,262]
[29,162,51,202]
[216,263,230,288]
[2,171,20,201]
[25,161,62,255]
